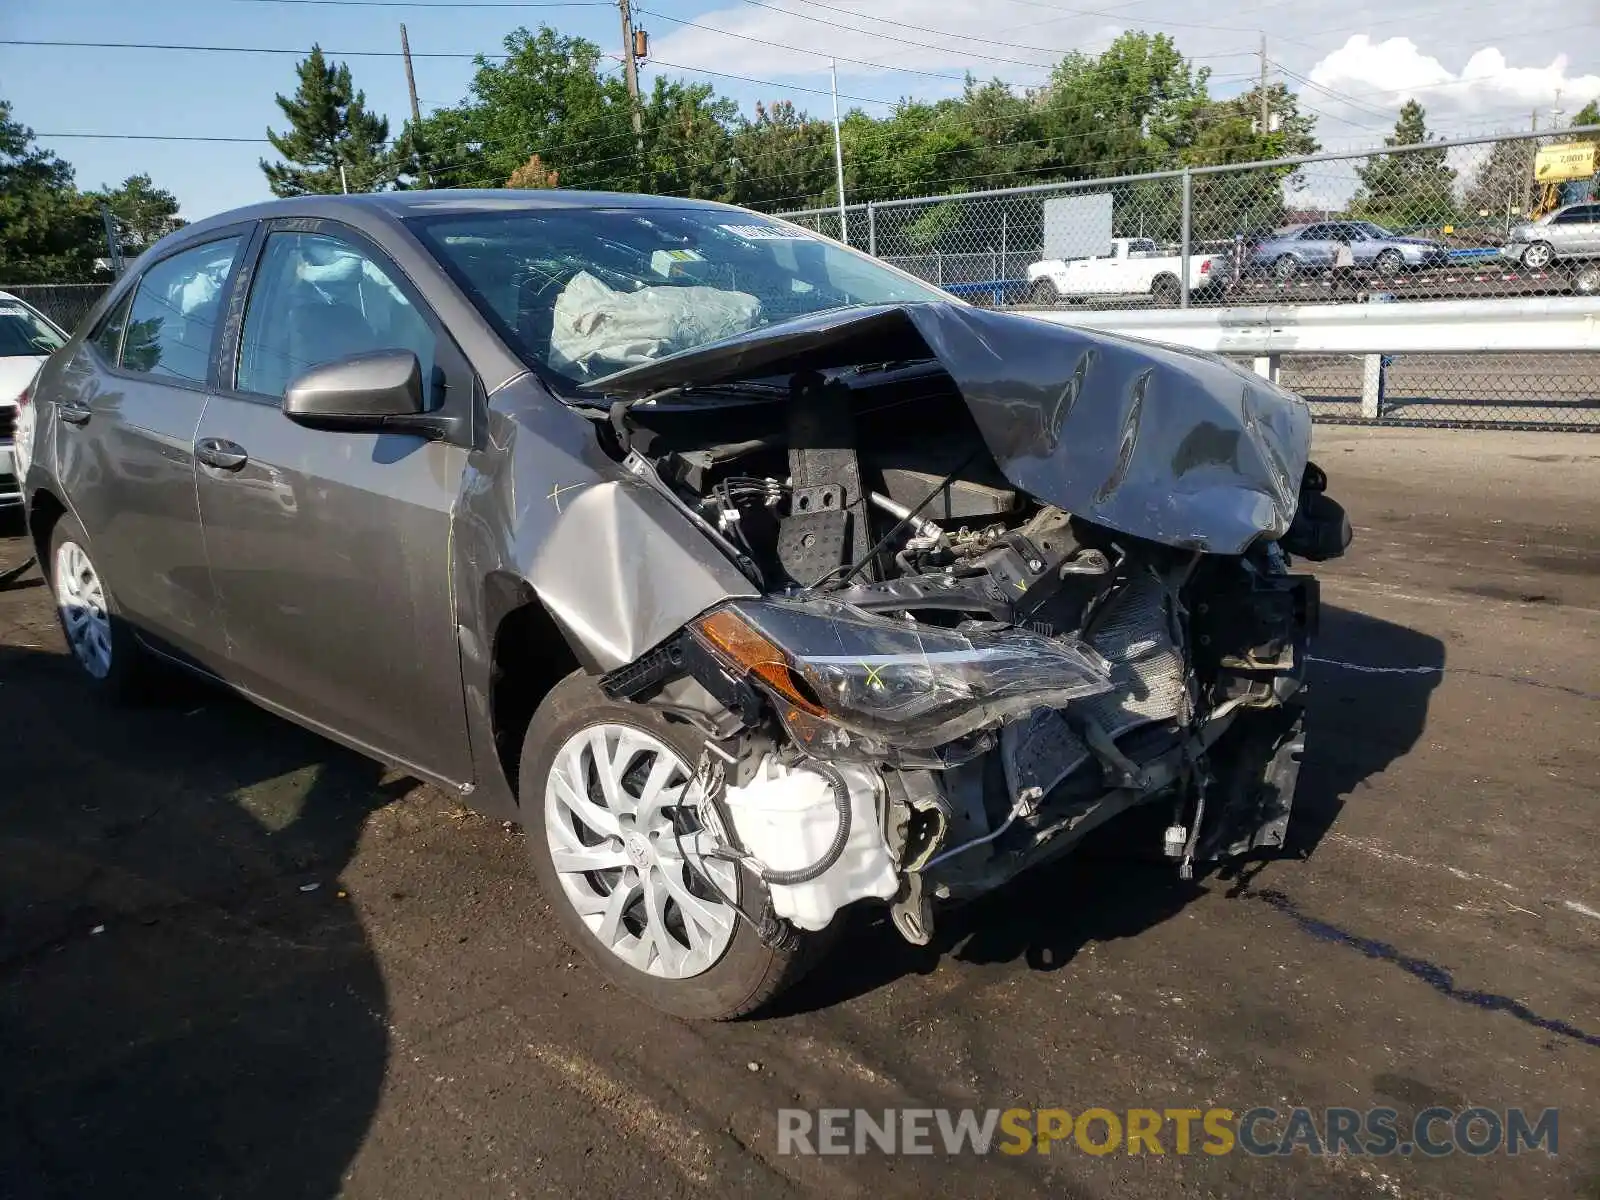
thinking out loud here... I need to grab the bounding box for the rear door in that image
[1297,224,1337,267]
[1565,205,1600,254]
[54,230,250,667]
[194,219,475,783]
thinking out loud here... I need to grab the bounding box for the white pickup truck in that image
[1025,237,1227,307]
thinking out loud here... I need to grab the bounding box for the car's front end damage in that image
[560,301,1350,956]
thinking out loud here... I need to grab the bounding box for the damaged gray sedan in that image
[18,191,1349,1019]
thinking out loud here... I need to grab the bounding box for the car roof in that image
[171,188,751,244]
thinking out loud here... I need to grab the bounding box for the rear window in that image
[0,301,65,357]
[120,237,243,383]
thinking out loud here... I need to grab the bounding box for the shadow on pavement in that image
[776,603,1444,1015]
[0,639,405,1200]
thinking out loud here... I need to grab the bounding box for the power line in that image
[714,0,1079,68]
[0,38,491,58]
[638,9,1046,83]
[225,0,609,6]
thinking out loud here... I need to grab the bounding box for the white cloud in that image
[648,0,1600,143]
[1308,36,1600,128]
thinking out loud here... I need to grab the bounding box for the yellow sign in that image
[1534,142,1597,182]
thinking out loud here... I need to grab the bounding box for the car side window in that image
[89,290,135,363]
[1300,225,1330,240]
[236,230,437,403]
[120,237,243,383]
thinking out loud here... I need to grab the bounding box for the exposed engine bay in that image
[583,303,1351,949]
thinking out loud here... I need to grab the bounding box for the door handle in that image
[58,404,91,426]
[196,437,249,471]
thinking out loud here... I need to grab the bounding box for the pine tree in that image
[1350,100,1458,230]
[261,46,394,196]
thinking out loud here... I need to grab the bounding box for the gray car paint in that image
[21,189,1312,828]
[590,303,1310,556]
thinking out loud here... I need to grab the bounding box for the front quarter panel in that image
[452,376,758,811]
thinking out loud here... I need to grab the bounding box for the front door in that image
[54,232,248,667]
[194,221,474,784]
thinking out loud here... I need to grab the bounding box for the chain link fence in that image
[779,127,1600,311]
[0,284,112,333]
[779,129,1600,429]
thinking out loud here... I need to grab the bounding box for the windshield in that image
[0,299,66,357]
[410,206,947,390]
[1356,222,1395,239]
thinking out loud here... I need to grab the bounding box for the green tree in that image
[0,99,100,282]
[1184,82,1321,240]
[726,101,833,209]
[1037,33,1212,179]
[92,173,185,250]
[261,45,395,195]
[1350,100,1458,229]
[409,28,635,192]
[1464,136,1538,227]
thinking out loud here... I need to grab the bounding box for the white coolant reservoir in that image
[720,755,899,932]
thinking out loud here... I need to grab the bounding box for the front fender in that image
[451,376,757,810]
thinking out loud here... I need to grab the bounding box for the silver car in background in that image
[1247,220,1450,278]
[1502,202,1600,292]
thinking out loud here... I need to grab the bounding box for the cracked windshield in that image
[411,207,943,388]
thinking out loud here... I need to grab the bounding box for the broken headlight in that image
[692,598,1113,752]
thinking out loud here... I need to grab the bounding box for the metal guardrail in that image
[1024,297,1600,430]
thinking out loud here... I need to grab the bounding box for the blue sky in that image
[3,0,1595,219]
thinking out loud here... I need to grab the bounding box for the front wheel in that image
[520,674,831,1020]
[47,513,148,698]
[1151,275,1181,307]
[1374,249,1404,277]
[1272,254,1300,279]
[1027,277,1060,306]
[1572,262,1600,295]
[1522,241,1555,270]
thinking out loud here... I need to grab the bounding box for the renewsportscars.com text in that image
[777,1106,1559,1158]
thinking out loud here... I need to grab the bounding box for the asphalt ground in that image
[1,426,1597,1199]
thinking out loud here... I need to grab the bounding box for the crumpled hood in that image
[587,303,1311,555]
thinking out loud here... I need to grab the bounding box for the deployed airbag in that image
[549,271,761,375]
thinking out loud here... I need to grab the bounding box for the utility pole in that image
[400,23,428,187]
[1259,33,1269,135]
[830,60,849,244]
[618,0,643,149]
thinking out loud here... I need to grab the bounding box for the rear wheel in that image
[1572,262,1600,296]
[1151,275,1181,307]
[520,674,831,1020]
[1272,254,1300,279]
[1027,277,1060,306]
[1522,241,1554,270]
[47,514,147,698]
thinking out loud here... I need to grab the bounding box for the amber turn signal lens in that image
[694,609,828,717]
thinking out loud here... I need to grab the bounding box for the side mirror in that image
[284,349,424,426]
[282,349,464,442]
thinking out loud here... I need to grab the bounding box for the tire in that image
[1026,277,1060,307]
[1272,254,1300,279]
[46,513,148,699]
[1374,249,1404,277]
[1572,262,1600,296]
[1522,241,1554,270]
[1151,275,1181,307]
[520,673,831,1020]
